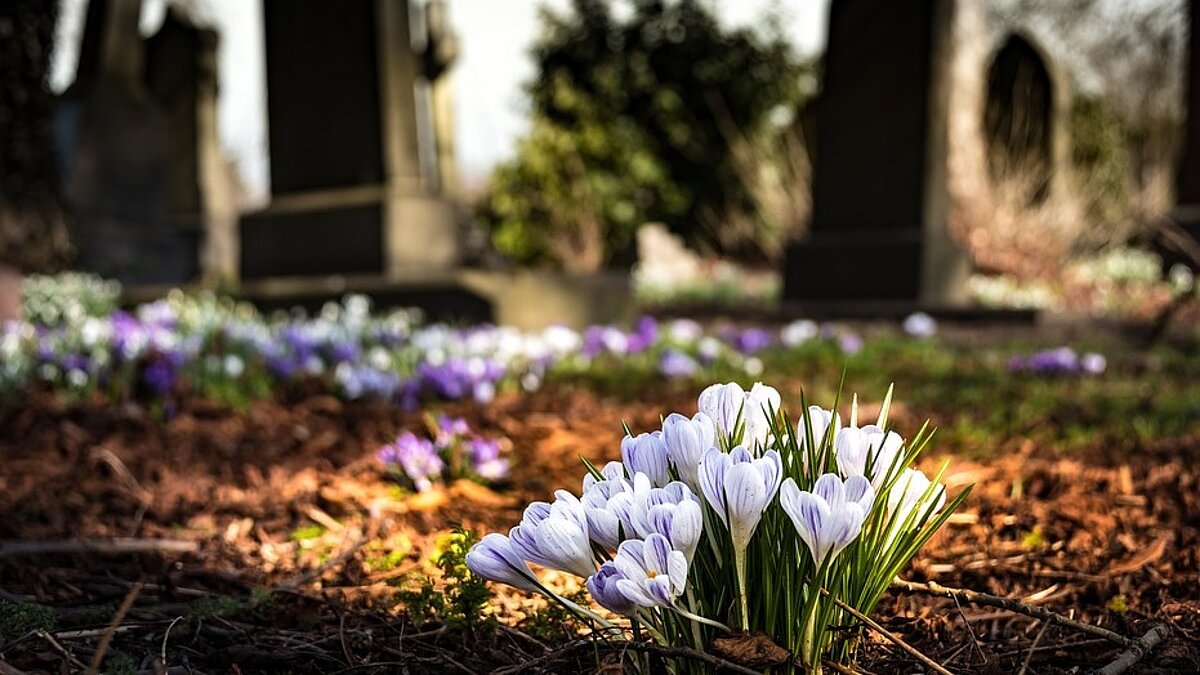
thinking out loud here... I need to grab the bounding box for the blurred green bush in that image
[477,0,814,272]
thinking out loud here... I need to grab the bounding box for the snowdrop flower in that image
[698,446,782,551]
[611,534,688,610]
[835,425,905,488]
[903,312,938,338]
[466,533,541,593]
[509,491,596,578]
[621,432,670,486]
[661,411,715,491]
[780,474,874,566]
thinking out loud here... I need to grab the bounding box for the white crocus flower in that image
[661,411,716,492]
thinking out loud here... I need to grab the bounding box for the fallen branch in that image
[822,590,954,675]
[892,579,1133,647]
[492,638,761,675]
[0,538,198,558]
[1092,624,1171,675]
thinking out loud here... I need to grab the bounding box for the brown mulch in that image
[0,383,1197,673]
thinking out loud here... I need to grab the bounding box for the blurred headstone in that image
[240,0,460,279]
[1173,0,1200,261]
[58,0,229,285]
[784,0,970,308]
[0,0,72,278]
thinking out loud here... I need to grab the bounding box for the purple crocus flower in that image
[838,332,864,355]
[377,431,445,492]
[734,328,773,355]
[469,436,501,463]
[626,316,659,354]
[658,349,699,379]
[435,414,471,447]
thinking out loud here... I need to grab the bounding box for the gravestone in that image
[1173,0,1200,258]
[240,0,460,280]
[783,0,969,307]
[58,0,228,285]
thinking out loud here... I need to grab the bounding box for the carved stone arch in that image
[982,33,1066,206]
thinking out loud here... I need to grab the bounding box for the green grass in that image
[548,334,1200,458]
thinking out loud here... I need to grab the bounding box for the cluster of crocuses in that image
[466,382,966,672]
[377,414,509,492]
[1007,347,1107,376]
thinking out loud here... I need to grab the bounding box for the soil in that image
[0,382,1197,673]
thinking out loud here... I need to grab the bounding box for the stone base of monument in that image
[459,270,633,330]
[783,228,972,310]
[174,269,633,331]
[72,218,201,285]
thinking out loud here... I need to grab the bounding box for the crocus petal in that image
[466,533,540,593]
[724,462,768,550]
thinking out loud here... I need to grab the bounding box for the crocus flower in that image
[780,473,875,566]
[610,533,687,610]
[621,431,670,487]
[903,312,937,338]
[734,328,773,355]
[698,381,781,449]
[886,467,946,528]
[659,349,699,379]
[838,332,863,355]
[509,491,596,578]
[798,405,840,453]
[835,425,905,489]
[661,411,716,492]
[377,432,445,492]
[698,446,782,551]
[587,562,639,616]
[1081,352,1107,375]
[780,319,818,347]
[466,533,541,593]
[582,460,627,493]
[643,494,703,562]
[582,475,635,550]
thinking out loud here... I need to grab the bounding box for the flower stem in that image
[672,604,732,633]
[734,546,749,632]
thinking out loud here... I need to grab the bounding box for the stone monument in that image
[783,0,970,307]
[58,0,231,285]
[1172,0,1200,259]
[240,0,460,280]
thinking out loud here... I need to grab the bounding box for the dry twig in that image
[86,580,142,673]
[0,538,198,558]
[892,579,1133,647]
[821,590,954,675]
[1093,624,1171,675]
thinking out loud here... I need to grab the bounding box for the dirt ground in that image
[0,382,1197,673]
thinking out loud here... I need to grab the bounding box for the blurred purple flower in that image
[838,333,863,355]
[734,328,773,355]
[658,349,699,379]
[377,431,445,492]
